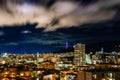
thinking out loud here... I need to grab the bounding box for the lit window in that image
[93,74,97,79]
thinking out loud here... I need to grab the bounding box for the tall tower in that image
[101,48,104,54]
[74,43,86,66]
[65,41,69,49]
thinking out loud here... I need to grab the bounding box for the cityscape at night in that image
[0,0,120,80]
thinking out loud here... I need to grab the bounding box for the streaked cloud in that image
[0,0,119,31]
[0,31,5,36]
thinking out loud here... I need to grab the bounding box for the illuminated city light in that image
[2,61,6,64]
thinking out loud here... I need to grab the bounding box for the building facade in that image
[74,43,86,66]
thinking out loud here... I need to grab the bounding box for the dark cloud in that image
[0,19,120,53]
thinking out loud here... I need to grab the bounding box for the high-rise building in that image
[74,43,86,66]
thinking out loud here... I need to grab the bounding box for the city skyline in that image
[0,0,120,53]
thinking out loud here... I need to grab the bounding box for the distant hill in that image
[53,47,74,53]
[86,41,120,53]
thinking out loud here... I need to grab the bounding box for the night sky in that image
[0,0,120,53]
